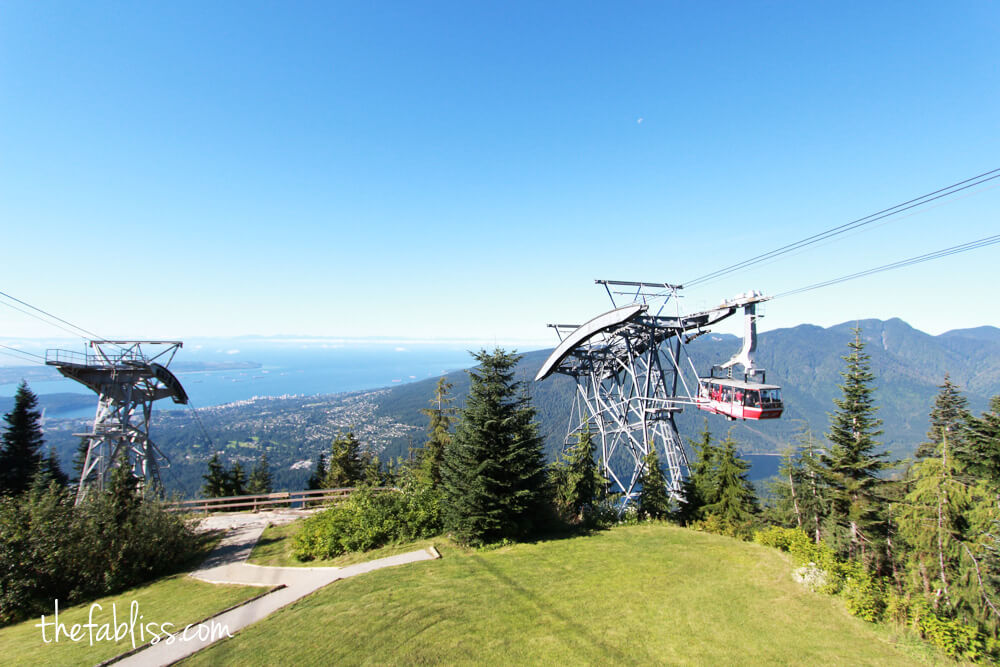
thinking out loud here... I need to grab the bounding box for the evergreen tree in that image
[36,446,69,488]
[0,381,46,496]
[818,327,889,565]
[107,448,139,525]
[307,452,327,490]
[551,426,603,523]
[896,432,986,621]
[417,377,454,488]
[362,453,384,486]
[677,421,719,524]
[72,437,91,486]
[915,374,970,459]
[957,396,1000,488]
[227,462,247,496]
[247,453,273,495]
[201,453,229,498]
[765,446,804,529]
[441,348,547,545]
[702,433,757,525]
[324,432,365,488]
[765,429,827,539]
[637,447,671,520]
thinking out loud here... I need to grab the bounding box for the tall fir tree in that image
[324,432,366,488]
[227,461,248,496]
[551,426,603,523]
[677,420,719,524]
[702,433,757,525]
[957,396,1000,488]
[441,348,547,545]
[202,453,229,498]
[0,381,46,496]
[417,377,455,489]
[915,374,970,459]
[36,446,69,488]
[247,453,273,495]
[307,452,327,490]
[637,447,671,520]
[818,327,889,565]
[896,432,987,621]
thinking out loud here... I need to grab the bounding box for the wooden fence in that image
[164,486,393,513]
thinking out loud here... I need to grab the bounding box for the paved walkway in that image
[113,512,439,666]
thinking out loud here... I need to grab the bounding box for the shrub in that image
[753,526,811,552]
[691,512,756,540]
[0,481,197,626]
[293,486,442,561]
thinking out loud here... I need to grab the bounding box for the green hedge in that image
[292,485,442,561]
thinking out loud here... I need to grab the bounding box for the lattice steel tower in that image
[535,281,766,508]
[46,341,188,503]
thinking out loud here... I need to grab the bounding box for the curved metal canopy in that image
[534,304,646,382]
[150,362,189,404]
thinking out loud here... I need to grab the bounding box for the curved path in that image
[112,511,439,666]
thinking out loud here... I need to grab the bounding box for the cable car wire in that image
[0,349,45,366]
[773,233,1000,300]
[0,289,109,341]
[0,343,45,361]
[684,167,1000,288]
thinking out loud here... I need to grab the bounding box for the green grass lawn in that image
[185,523,947,665]
[0,574,266,666]
[248,521,446,567]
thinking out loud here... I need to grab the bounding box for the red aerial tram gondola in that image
[695,291,784,421]
[697,377,783,420]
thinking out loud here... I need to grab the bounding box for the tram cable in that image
[684,167,1000,288]
[773,233,1000,300]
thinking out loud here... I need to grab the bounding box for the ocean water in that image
[1,343,482,418]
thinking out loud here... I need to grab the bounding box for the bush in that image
[0,481,197,626]
[293,486,442,561]
[690,512,756,540]
[753,526,812,552]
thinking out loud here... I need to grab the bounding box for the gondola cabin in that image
[698,378,783,420]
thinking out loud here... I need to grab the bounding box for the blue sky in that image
[2,2,998,349]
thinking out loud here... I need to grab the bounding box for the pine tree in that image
[324,432,365,488]
[0,381,46,496]
[915,374,970,459]
[957,396,1000,488]
[702,433,757,525]
[227,462,247,496]
[818,327,889,564]
[896,432,984,619]
[417,377,454,488]
[36,446,69,487]
[677,421,719,524]
[637,447,671,520]
[72,437,91,486]
[551,426,603,523]
[441,348,547,545]
[247,453,273,495]
[307,452,327,490]
[201,453,229,498]
[765,446,804,529]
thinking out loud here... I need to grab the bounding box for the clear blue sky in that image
[2,2,998,348]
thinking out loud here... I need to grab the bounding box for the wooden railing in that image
[164,486,392,513]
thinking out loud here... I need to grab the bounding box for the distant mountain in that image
[372,318,1000,463]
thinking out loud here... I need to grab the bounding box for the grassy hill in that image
[180,523,944,665]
